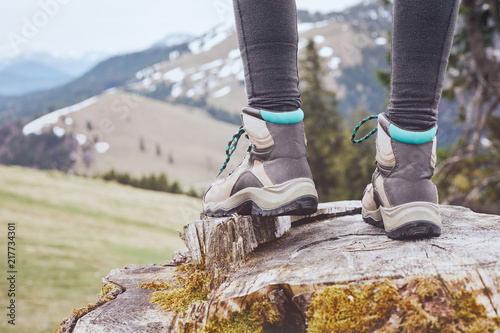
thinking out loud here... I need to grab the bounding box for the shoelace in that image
[351,114,378,144]
[216,126,249,178]
[216,115,377,178]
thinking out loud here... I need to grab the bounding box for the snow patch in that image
[213,86,231,98]
[189,24,233,55]
[328,57,342,70]
[190,71,205,81]
[298,22,315,33]
[218,64,233,78]
[53,126,65,138]
[171,83,183,97]
[64,118,73,125]
[314,35,326,44]
[228,48,240,59]
[315,20,329,28]
[23,97,98,136]
[105,88,117,95]
[163,67,185,83]
[136,67,154,80]
[375,37,387,46]
[76,134,87,145]
[200,59,223,71]
[95,142,110,154]
[319,46,334,57]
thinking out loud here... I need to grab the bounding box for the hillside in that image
[0,164,202,333]
[127,19,389,116]
[0,1,392,126]
[22,90,246,191]
[0,44,190,124]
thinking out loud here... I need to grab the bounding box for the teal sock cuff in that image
[389,123,437,144]
[260,109,304,124]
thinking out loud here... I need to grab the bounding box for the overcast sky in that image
[0,0,361,59]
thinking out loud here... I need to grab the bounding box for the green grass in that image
[0,165,201,333]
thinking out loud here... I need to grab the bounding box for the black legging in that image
[232,0,460,130]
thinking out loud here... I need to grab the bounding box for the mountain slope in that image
[0,44,190,124]
[22,90,245,190]
[0,2,393,126]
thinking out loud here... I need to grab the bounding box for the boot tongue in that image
[241,107,304,148]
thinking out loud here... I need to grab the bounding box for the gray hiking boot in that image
[203,107,318,217]
[354,113,441,239]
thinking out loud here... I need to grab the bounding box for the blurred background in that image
[0,0,499,332]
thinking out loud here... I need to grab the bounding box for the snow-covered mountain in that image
[0,1,392,125]
[126,6,391,116]
[150,33,197,49]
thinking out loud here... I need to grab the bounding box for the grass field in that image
[0,165,201,333]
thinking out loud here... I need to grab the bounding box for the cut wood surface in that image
[213,205,500,318]
[182,201,362,276]
[66,202,500,333]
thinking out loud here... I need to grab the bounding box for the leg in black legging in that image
[232,0,300,112]
[389,0,460,130]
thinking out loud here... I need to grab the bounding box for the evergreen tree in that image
[156,143,162,157]
[434,0,500,212]
[139,137,146,152]
[300,39,344,201]
[157,173,169,192]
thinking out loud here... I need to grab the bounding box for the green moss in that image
[307,280,399,332]
[199,298,279,333]
[141,258,211,313]
[100,282,120,298]
[53,282,120,333]
[307,277,500,333]
[138,281,173,290]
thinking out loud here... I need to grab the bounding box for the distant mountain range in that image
[0,51,110,96]
[0,0,462,147]
[3,1,392,118]
[0,61,72,96]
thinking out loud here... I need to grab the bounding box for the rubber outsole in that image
[362,215,384,229]
[386,221,441,240]
[362,199,442,239]
[363,216,441,239]
[204,195,318,217]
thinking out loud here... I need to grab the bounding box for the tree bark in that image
[66,203,500,333]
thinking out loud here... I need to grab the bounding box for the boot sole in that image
[204,178,318,217]
[362,202,442,240]
[206,196,318,217]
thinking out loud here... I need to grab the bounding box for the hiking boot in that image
[203,107,318,217]
[355,113,441,239]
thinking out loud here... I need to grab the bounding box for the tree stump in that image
[65,202,500,333]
